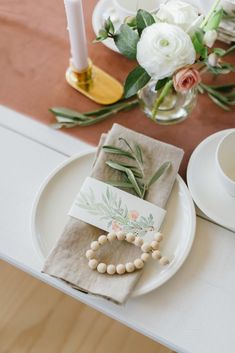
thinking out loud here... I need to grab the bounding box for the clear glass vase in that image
[138,80,198,125]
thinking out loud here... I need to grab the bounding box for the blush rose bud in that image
[173,68,201,93]
[208,53,219,67]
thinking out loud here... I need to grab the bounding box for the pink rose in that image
[173,68,201,93]
[128,210,139,221]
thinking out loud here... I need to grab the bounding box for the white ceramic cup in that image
[113,0,160,21]
[216,130,235,197]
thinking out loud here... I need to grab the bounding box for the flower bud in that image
[208,53,219,67]
[203,30,218,48]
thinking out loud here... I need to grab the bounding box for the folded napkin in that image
[43,124,184,304]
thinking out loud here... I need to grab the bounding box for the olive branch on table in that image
[102,137,171,199]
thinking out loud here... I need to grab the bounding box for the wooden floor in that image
[0,260,172,353]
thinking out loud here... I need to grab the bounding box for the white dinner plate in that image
[32,150,196,297]
[187,129,235,232]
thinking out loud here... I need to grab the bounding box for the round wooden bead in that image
[134,237,143,247]
[126,233,135,243]
[116,264,126,275]
[134,258,144,269]
[107,232,116,242]
[98,235,107,245]
[97,263,107,273]
[116,231,125,241]
[152,250,162,260]
[154,232,163,242]
[141,243,151,253]
[159,257,170,266]
[125,262,135,273]
[86,249,95,260]
[141,253,150,262]
[107,264,116,275]
[90,241,99,251]
[151,240,159,250]
[88,259,98,270]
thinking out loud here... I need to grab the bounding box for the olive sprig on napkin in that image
[103,138,171,199]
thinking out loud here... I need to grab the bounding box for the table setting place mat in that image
[43,124,184,304]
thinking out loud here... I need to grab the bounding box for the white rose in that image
[156,0,200,31]
[222,0,235,15]
[136,23,196,80]
[203,30,218,48]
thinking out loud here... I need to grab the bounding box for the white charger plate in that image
[187,129,235,232]
[32,150,196,297]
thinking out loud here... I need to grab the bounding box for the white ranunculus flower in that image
[156,0,200,31]
[136,23,196,80]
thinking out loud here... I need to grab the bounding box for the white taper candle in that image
[64,0,89,72]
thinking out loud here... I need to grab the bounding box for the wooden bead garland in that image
[86,231,169,275]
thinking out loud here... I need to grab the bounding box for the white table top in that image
[1,105,235,353]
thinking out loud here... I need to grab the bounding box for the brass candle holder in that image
[66,59,124,105]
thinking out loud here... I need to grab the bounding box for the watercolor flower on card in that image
[77,187,155,237]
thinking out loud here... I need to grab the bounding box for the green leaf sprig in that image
[103,138,171,199]
[198,83,235,111]
[49,98,139,128]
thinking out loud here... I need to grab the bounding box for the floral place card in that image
[69,177,166,240]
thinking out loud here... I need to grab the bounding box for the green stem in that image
[151,80,173,121]
[71,99,139,127]
[200,0,221,28]
[223,44,235,57]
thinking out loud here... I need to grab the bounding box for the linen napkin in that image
[43,124,184,304]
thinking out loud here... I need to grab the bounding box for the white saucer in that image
[187,129,235,232]
[92,0,121,53]
[31,150,196,297]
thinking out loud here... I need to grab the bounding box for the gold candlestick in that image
[66,59,124,105]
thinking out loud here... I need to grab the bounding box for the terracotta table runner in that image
[0,0,234,178]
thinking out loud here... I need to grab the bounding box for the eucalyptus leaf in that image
[134,144,143,164]
[103,139,173,199]
[95,29,108,42]
[223,44,235,56]
[207,83,235,93]
[108,161,143,177]
[105,160,130,173]
[125,168,143,198]
[102,146,135,159]
[124,66,151,98]
[119,137,133,152]
[155,78,170,91]
[205,8,223,31]
[114,24,139,59]
[213,48,226,56]
[105,181,134,189]
[147,161,171,188]
[192,29,207,59]
[104,17,115,34]
[49,107,87,120]
[136,9,155,35]
[192,29,204,51]
[208,94,230,111]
